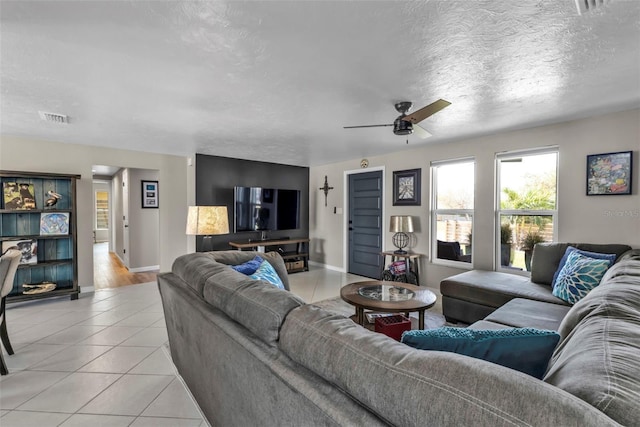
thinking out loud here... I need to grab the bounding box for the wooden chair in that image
[0,249,21,375]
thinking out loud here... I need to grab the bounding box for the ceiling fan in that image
[343,99,451,142]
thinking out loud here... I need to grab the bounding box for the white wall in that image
[112,170,125,262]
[309,108,640,288]
[128,168,160,270]
[0,136,195,289]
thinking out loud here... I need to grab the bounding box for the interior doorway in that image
[92,165,160,290]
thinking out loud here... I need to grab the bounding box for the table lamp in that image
[389,215,413,254]
[186,206,229,252]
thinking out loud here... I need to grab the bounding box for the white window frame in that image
[430,158,475,268]
[495,147,559,274]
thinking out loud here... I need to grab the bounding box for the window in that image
[95,191,109,230]
[497,149,558,272]
[431,159,475,265]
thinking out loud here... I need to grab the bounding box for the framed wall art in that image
[142,180,159,208]
[586,151,632,196]
[40,212,70,235]
[393,168,421,206]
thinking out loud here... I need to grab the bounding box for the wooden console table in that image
[229,238,310,274]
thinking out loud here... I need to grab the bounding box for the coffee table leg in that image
[357,307,365,326]
[418,310,425,330]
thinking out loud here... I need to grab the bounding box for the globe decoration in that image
[389,215,413,254]
[392,232,409,253]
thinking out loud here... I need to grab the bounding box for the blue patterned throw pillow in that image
[231,255,264,275]
[401,327,560,379]
[249,260,285,290]
[552,251,611,305]
[552,246,616,289]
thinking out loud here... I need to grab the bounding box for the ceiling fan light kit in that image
[393,117,413,136]
[344,99,451,142]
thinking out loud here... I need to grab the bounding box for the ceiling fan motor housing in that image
[393,117,413,135]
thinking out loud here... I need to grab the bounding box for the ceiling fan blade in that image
[343,124,393,129]
[402,99,451,124]
[412,124,432,139]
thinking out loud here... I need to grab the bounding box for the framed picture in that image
[586,151,633,196]
[2,239,37,264]
[3,182,36,210]
[40,212,70,235]
[142,180,159,208]
[393,168,421,206]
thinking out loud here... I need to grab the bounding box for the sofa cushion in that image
[544,303,640,426]
[544,259,640,426]
[201,266,304,346]
[171,253,229,296]
[557,259,640,339]
[206,250,291,291]
[619,249,640,262]
[530,243,570,285]
[484,298,571,331]
[401,327,560,379]
[249,260,285,289]
[552,251,612,305]
[231,255,264,275]
[467,320,514,330]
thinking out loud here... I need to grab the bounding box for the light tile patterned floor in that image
[0,265,443,426]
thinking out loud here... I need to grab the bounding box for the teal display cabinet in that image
[0,170,80,302]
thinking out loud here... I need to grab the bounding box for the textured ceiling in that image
[1,1,639,167]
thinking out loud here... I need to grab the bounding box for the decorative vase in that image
[524,250,533,271]
[501,244,511,266]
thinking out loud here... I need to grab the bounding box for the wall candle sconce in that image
[319,175,334,207]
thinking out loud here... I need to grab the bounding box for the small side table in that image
[380,251,423,285]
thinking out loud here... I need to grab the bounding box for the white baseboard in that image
[80,285,95,294]
[308,260,346,273]
[129,265,160,273]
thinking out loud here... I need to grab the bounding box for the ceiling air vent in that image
[38,111,69,124]
[575,0,610,15]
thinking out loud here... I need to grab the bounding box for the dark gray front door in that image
[348,170,383,278]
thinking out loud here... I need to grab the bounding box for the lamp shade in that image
[389,215,414,233]
[186,206,229,236]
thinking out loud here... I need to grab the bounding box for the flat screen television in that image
[234,186,301,232]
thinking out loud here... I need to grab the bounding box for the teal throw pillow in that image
[552,251,610,305]
[401,327,560,379]
[249,260,285,290]
[231,255,264,275]
[552,246,615,289]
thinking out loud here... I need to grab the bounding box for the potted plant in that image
[500,223,512,266]
[520,231,545,271]
[465,231,472,255]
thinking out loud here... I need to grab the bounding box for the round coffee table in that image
[340,280,437,330]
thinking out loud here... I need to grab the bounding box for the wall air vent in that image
[38,111,69,124]
[575,0,610,15]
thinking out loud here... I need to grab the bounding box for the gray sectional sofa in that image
[158,249,640,426]
[440,243,632,325]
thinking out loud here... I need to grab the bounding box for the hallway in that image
[93,243,158,290]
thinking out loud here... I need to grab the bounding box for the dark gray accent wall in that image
[195,154,309,251]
